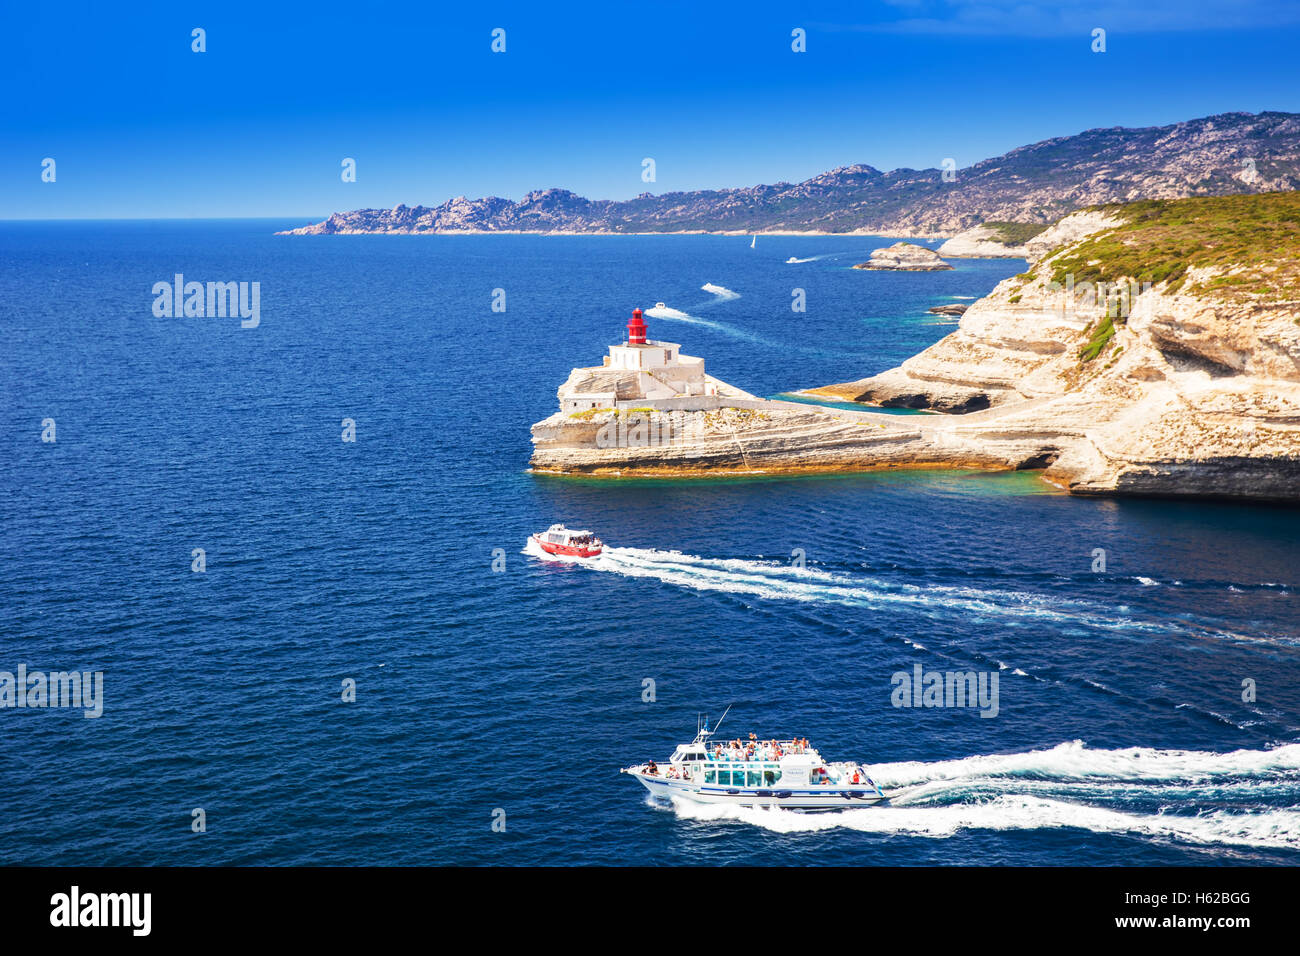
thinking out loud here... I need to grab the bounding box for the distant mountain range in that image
[279,111,1300,237]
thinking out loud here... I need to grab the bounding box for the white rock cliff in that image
[532,200,1300,501]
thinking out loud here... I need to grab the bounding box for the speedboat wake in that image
[580,546,1268,646]
[665,740,1300,850]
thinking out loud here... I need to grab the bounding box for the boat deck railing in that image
[699,739,820,762]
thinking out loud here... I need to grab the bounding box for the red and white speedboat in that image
[531,523,604,559]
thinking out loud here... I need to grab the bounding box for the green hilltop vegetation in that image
[982,221,1050,245]
[1045,191,1300,301]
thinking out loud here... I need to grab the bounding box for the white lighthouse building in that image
[559,309,734,414]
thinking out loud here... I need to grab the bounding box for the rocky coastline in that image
[531,193,1300,502]
[280,112,1300,238]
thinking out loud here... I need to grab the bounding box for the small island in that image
[852,242,953,271]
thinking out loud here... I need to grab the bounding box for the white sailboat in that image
[750,235,757,248]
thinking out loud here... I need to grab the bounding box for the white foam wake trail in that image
[668,793,1300,850]
[642,306,776,349]
[582,547,1247,642]
[701,283,740,300]
[664,741,1300,849]
[871,740,1300,789]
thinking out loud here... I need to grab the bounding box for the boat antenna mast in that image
[705,703,733,740]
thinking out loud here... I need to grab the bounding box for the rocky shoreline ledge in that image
[809,193,1300,500]
[531,193,1300,501]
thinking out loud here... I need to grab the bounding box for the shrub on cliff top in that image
[1046,192,1300,301]
[983,221,1049,246]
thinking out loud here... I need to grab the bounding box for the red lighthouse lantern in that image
[627,308,647,345]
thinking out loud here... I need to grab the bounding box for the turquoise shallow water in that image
[2,221,1299,865]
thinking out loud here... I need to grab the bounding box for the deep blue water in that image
[2,220,1298,865]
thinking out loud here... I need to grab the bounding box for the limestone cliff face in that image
[530,404,1006,476]
[812,203,1300,500]
[1023,211,1124,263]
[1041,293,1300,497]
[936,223,1048,258]
[531,195,1300,500]
[936,228,1027,258]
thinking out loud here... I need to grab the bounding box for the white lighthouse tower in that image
[558,309,722,414]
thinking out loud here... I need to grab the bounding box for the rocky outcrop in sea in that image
[853,242,953,271]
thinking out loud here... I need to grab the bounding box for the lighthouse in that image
[555,306,722,413]
[626,307,647,345]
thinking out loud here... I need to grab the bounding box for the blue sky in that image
[4,0,1300,219]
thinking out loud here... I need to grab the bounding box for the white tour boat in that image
[531,523,604,559]
[621,709,887,809]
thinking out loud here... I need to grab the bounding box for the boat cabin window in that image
[701,764,780,787]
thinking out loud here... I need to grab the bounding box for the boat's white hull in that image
[628,771,886,809]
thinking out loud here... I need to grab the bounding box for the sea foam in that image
[664,740,1300,850]
[701,283,740,300]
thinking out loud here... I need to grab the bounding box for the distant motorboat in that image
[654,301,666,309]
[786,256,799,263]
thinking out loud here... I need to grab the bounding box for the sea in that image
[2,220,1298,865]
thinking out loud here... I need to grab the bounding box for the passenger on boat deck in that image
[646,760,658,776]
